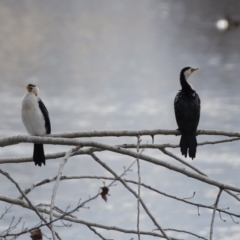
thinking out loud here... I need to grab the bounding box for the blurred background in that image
[0,0,240,239]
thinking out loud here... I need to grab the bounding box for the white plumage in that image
[21,84,51,166]
[22,92,46,136]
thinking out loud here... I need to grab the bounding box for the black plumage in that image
[33,144,45,166]
[38,99,51,134]
[33,99,51,166]
[174,67,201,159]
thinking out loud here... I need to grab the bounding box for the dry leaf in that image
[30,229,42,240]
[101,186,109,202]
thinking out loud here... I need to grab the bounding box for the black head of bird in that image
[180,67,198,80]
[180,67,198,90]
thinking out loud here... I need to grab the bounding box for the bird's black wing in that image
[194,92,201,129]
[174,91,185,130]
[38,98,51,134]
[174,90,200,134]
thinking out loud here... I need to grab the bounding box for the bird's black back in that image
[38,98,51,134]
[174,90,200,135]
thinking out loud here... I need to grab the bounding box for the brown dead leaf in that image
[30,229,42,240]
[101,186,109,202]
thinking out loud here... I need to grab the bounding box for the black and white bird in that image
[174,67,201,159]
[22,84,51,166]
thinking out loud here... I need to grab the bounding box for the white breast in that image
[22,93,46,136]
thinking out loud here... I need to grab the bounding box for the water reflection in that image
[0,0,240,239]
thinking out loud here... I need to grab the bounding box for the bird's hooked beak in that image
[191,68,199,73]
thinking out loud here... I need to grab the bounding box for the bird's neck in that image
[180,76,193,92]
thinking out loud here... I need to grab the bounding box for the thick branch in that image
[1,129,240,147]
[1,137,239,193]
[49,129,240,138]
[2,136,239,164]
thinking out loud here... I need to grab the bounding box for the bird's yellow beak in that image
[191,68,199,72]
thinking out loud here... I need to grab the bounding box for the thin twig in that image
[218,211,226,222]
[120,137,240,149]
[160,148,240,202]
[17,175,240,220]
[50,146,80,240]
[163,228,208,240]
[136,136,141,240]
[229,214,239,224]
[90,153,171,240]
[1,160,140,239]
[0,197,182,240]
[159,148,207,176]
[0,169,62,240]
[210,188,223,240]
[88,226,109,240]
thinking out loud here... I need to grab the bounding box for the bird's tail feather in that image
[180,135,197,159]
[33,144,45,166]
[180,135,188,158]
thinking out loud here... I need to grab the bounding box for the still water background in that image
[0,0,240,239]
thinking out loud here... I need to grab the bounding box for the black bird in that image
[174,67,201,159]
[22,84,51,166]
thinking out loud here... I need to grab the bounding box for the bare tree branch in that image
[48,129,240,138]
[1,137,239,164]
[0,129,239,239]
[0,136,239,193]
[119,137,240,149]
[50,146,80,240]
[87,226,110,240]
[159,147,207,176]
[210,188,223,240]
[2,129,240,147]
[163,228,208,240]
[136,136,141,240]
[90,153,171,240]
[0,169,62,240]
[14,174,240,220]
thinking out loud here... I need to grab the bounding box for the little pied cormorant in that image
[22,84,51,166]
[174,67,201,159]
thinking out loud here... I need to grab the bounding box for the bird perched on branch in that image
[174,67,200,159]
[22,84,51,166]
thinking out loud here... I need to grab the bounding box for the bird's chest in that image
[22,99,38,111]
[22,96,41,115]
[176,91,196,103]
[178,91,196,100]
[22,94,45,135]
[174,91,199,113]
